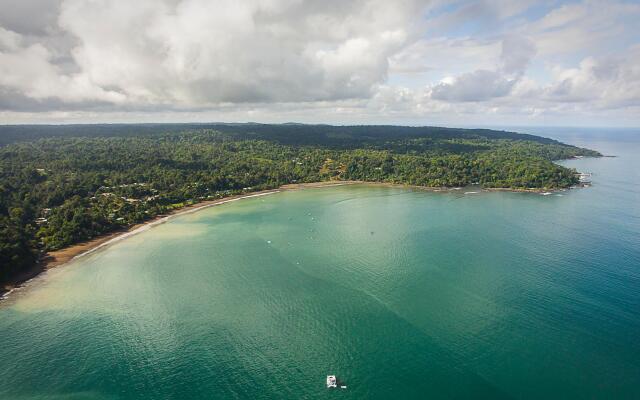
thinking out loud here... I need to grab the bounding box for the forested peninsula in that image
[0,124,600,289]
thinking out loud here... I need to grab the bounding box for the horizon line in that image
[0,122,638,130]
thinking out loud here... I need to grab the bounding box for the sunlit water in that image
[1,128,639,399]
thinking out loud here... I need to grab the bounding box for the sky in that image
[0,0,639,127]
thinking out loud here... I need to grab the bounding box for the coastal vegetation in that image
[0,124,600,285]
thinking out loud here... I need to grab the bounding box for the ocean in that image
[1,127,638,399]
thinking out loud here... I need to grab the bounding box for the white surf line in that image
[72,190,281,261]
[1,278,33,301]
[311,181,368,188]
[0,288,15,300]
[287,182,355,188]
[310,183,352,187]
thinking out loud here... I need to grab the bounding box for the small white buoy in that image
[267,240,272,244]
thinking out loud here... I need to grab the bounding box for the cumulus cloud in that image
[545,47,640,108]
[428,35,535,102]
[0,0,639,126]
[0,26,125,107]
[0,0,426,111]
[430,70,516,102]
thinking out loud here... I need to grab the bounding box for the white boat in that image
[326,375,337,388]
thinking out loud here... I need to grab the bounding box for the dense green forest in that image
[0,124,600,286]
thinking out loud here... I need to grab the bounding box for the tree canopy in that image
[0,124,600,285]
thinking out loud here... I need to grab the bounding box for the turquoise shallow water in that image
[1,129,639,399]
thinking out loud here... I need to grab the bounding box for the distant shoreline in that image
[0,180,584,301]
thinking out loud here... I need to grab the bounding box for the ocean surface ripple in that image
[1,128,639,399]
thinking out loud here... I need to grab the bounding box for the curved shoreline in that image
[0,189,282,301]
[0,179,583,301]
[0,181,365,301]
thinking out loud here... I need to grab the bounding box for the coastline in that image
[0,179,583,301]
[0,189,282,300]
[281,180,583,193]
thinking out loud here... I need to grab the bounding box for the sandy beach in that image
[0,189,282,299]
[0,179,576,300]
[0,181,363,299]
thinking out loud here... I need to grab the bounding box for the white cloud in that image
[426,35,535,102]
[54,0,422,106]
[430,70,516,102]
[500,35,536,75]
[389,37,500,77]
[544,47,640,108]
[0,26,125,105]
[0,0,639,126]
[529,0,640,58]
